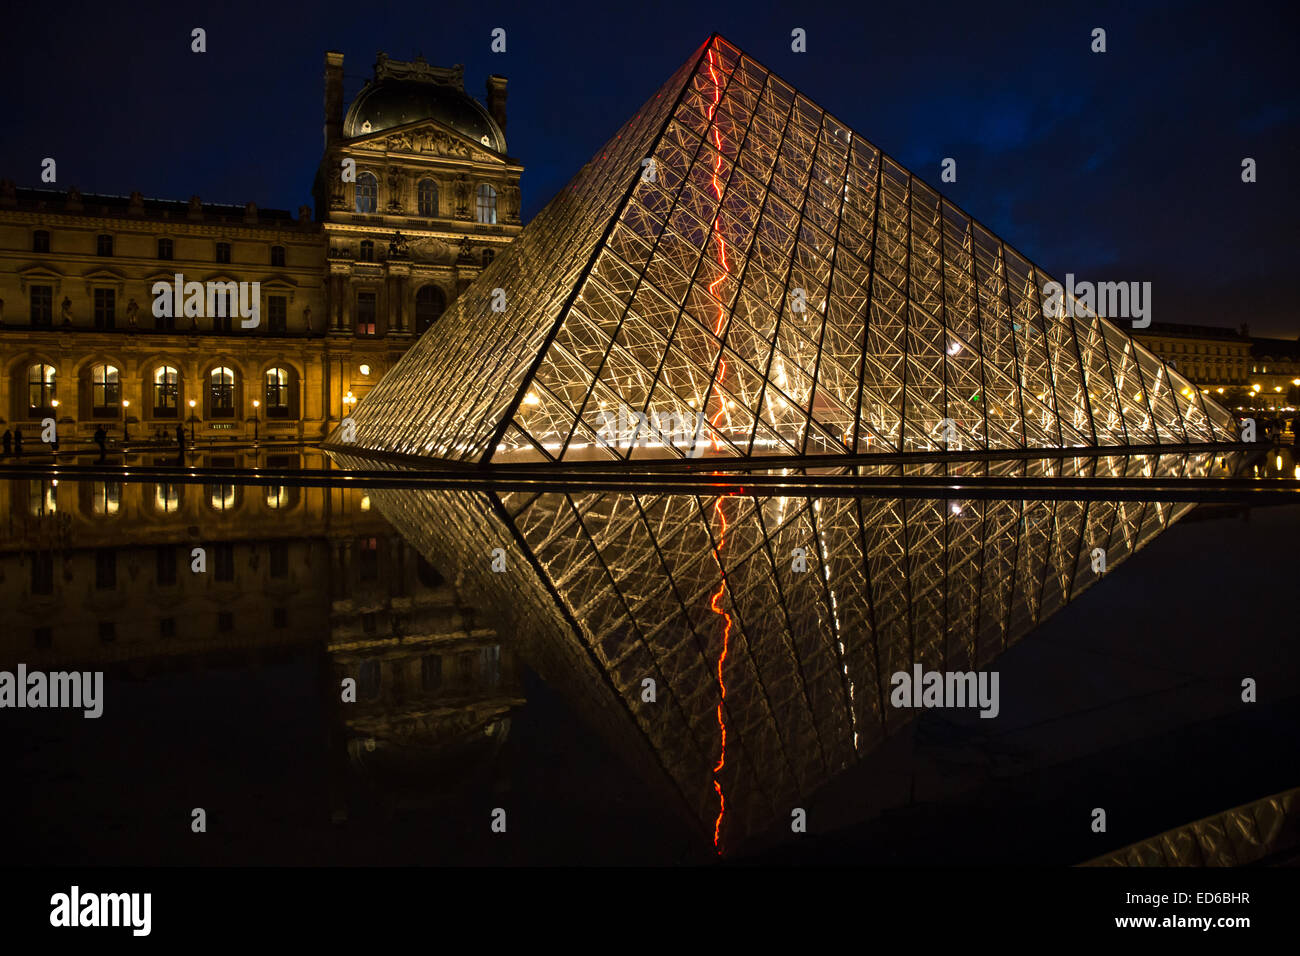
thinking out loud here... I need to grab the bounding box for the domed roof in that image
[342,57,506,153]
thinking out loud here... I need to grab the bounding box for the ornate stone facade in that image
[0,50,522,447]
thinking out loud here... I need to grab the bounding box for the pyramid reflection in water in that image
[333,451,1233,853]
[330,35,1236,465]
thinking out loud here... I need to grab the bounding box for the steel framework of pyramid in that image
[331,35,1238,465]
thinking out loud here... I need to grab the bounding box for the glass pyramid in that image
[333,35,1237,465]
[330,451,1236,853]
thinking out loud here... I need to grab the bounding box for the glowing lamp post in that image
[188,398,198,443]
[252,399,260,443]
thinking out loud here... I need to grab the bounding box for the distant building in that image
[1133,322,1300,412]
[0,52,523,447]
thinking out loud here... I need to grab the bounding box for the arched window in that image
[208,484,237,511]
[355,172,378,213]
[415,285,445,334]
[476,184,497,224]
[153,366,179,417]
[418,179,439,217]
[265,367,293,418]
[265,485,295,509]
[358,239,374,262]
[209,366,236,417]
[27,363,56,416]
[90,364,121,415]
[91,482,121,516]
[154,482,181,513]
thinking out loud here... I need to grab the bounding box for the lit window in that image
[356,292,377,336]
[265,367,292,417]
[265,485,291,509]
[154,483,180,513]
[90,364,121,413]
[209,366,236,417]
[476,184,497,224]
[208,484,237,511]
[27,363,56,415]
[153,366,179,416]
[92,482,121,517]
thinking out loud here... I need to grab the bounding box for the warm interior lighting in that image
[523,392,540,406]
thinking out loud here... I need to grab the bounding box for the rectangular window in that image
[96,234,113,257]
[95,549,117,589]
[359,537,379,581]
[214,543,235,581]
[421,654,442,691]
[156,545,177,586]
[93,288,116,329]
[356,292,377,336]
[270,541,288,578]
[270,245,286,267]
[215,242,231,263]
[30,285,53,327]
[33,230,50,253]
[268,295,287,333]
[158,238,173,260]
[30,552,54,595]
[213,294,234,333]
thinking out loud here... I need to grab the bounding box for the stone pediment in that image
[346,118,509,166]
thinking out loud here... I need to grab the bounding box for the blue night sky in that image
[2,0,1295,336]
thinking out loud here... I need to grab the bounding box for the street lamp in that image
[188,398,198,443]
[252,399,260,443]
[122,399,131,443]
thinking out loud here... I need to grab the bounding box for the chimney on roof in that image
[324,51,345,148]
[487,75,508,133]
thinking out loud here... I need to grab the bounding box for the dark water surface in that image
[1,449,1297,865]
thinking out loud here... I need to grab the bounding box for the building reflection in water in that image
[0,449,1256,856]
[331,450,1243,854]
[0,464,523,821]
